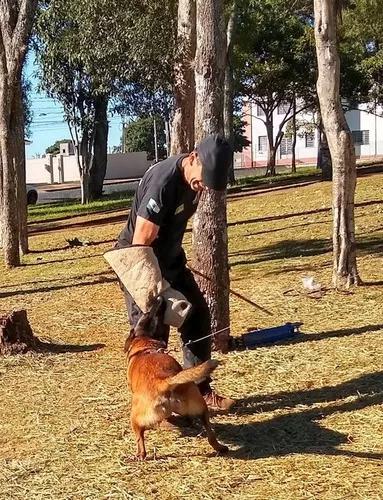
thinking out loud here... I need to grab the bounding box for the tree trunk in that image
[171,0,196,154]
[79,129,93,204]
[14,81,28,254]
[224,1,236,185]
[265,114,276,176]
[291,97,297,173]
[314,0,361,288]
[192,0,229,353]
[318,120,332,180]
[0,310,39,355]
[0,118,20,267]
[0,155,3,248]
[89,94,108,200]
[0,0,38,266]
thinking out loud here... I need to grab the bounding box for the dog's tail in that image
[165,359,219,389]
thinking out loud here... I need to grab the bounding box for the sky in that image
[24,52,123,159]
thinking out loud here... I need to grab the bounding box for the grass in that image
[28,168,319,224]
[28,190,133,223]
[1,173,383,499]
[235,166,319,187]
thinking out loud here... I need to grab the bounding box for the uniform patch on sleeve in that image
[147,198,161,214]
[175,203,184,215]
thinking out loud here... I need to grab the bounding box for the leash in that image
[184,325,231,347]
[187,264,273,317]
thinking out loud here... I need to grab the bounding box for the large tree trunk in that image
[0,0,38,266]
[314,0,361,288]
[0,114,21,267]
[89,94,108,200]
[14,81,28,254]
[224,1,236,185]
[192,0,229,352]
[171,0,196,154]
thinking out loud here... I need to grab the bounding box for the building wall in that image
[238,102,383,168]
[26,151,151,185]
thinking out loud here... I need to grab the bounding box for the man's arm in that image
[132,215,160,245]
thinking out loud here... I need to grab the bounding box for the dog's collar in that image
[128,343,167,361]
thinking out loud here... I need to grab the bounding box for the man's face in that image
[188,153,205,192]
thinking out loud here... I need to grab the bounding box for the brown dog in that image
[125,298,228,460]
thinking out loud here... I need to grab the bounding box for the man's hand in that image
[132,216,160,246]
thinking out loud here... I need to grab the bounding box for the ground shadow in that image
[25,252,104,267]
[230,235,383,267]
[226,198,382,229]
[0,272,116,298]
[36,340,105,354]
[28,238,116,255]
[233,324,383,351]
[181,372,383,461]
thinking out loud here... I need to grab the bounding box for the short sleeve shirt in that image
[117,155,200,281]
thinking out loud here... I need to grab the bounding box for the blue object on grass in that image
[242,322,302,348]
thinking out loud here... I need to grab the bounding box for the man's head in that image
[182,134,232,192]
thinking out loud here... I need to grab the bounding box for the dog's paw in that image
[216,444,229,455]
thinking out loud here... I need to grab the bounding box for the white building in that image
[237,102,383,168]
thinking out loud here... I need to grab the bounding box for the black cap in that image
[196,134,232,191]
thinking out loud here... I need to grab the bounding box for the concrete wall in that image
[26,152,150,185]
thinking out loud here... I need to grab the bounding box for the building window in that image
[352,130,370,145]
[280,136,292,156]
[277,102,290,115]
[258,136,267,152]
[257,105,265,117]
[305,132,315,148]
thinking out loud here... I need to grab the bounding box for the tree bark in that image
[318,120,332,180]
[0,115,20,267]
[0,310,39,355]
[224,1,236,185]
[0,0,38,266]
[171,0,196,154]
[192,0,230,352]
[14,81,28,254]
[265,114,276,176]
[291,97,297,173]
[314,0,361,288]
[89,94,108,200]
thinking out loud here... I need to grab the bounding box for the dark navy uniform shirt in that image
[117,155,200,282]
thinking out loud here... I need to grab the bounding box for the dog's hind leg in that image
[131,419,146,460]
[199,411,228,455]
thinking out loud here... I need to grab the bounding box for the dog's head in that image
[124,296,166,353]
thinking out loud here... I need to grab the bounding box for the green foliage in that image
[45,139,71,155]
[124,116,166,160]
[234,0,316,112]
[233,115,250,152]
[342,0,383,107]
[22,76,33,139]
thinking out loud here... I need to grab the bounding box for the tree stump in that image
[0,310,39,355]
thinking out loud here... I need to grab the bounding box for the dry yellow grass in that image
[1,173,382,500]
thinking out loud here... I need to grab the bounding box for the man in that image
[115,134,234,411]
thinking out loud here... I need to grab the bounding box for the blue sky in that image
[24,52,123,158]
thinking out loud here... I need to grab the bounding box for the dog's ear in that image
[124,328,136,352]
